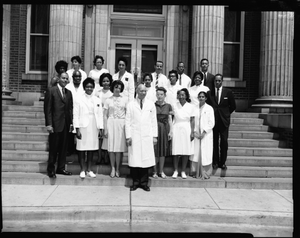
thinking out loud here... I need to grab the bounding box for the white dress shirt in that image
[151,72,169,89]
[176,73,192,89]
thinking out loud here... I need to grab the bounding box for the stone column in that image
[254,12,293,112]
[2,5,15,101]
[48,5,83,85]
[191,5,224,75]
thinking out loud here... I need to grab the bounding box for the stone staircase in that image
[2,101,293,189]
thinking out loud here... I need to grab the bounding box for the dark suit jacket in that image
[44,85,73,133]
[208,87,236,128]
[203,72,215,93]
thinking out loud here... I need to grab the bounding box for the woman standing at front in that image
[172,88,195,179]
[103,80,127,178]
[112,57,135,103]
[88,55,109,92]
[189,91,215,179]
[153,87,173,179]
[73,78,103,179]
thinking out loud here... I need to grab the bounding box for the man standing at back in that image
[44,72,73,178]
[209,74,236,170]
[200,58,215,92]
[176,62,191,89]
[151,60,169,89]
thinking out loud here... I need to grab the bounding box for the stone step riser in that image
[228,132,279,139]
[3,111,44,118]
[2,163,292,178]
[2,118,45,125]
[231,118,264,124]
[228,140,283,147]
[3,106,43,112]
[2,142,48,151]
[3,207,292,228]
[1,174,292,190]
[2,125,48,133]
[2,134,48,141]
[230,125,269,131]
[228,148,292,157]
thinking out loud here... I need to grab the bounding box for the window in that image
[223,7,244,80]
[113,5,163,14]
[26,5,50,73]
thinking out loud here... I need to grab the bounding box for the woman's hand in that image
[103,129,108,138]
[126,138,132,147]
[153,137,158,145]
[168,131,172,140]
[76,129,82,140]
[194,131,200,139]
[190,132,194,141]
[199,131,206,140]
[98,129,103,139]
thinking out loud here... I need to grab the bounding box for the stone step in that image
[228,131,279,139]
[2,117,45,125]
[34,101,44,106]
[231,112,260,118]
[2,105,43,112]
[2,132,48,141]
[2,141,48,151]
[231,118,264,125]
[228,138,285,148]
[1,172,292,189]
[228,147,292,157]
[2,150,49,161]
[230,124,269,131]
[3,111,44,118]
[226,156,292,167]
[2,161,292,178]
[2,124,48,133]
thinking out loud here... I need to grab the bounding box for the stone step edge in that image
[2,206,292,227]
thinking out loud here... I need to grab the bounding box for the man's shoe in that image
[56,169,72,175]
[140,185,150,192]
[221,164,227,170]
[130,185,138,191]
[48,171,56,178]
[212,164,218,170]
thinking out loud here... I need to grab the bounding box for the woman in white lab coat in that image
[189,91,215,179]
[112,57,135,103]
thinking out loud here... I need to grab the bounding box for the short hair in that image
[72,70,81,77]
[214,73,223,80]
[168,69,178,79]
[179,88,191,103]
[71,55,82,64]
[83,77,95,89]
[200,58,209,64]
[198,91,208,98]
[54,60,68,74]
[117,57,128,66]
[177,61,184,67]
[156,86,167,94]
[99,73,113,87]
[93,55,105,66]
[191,71,203,86]
[142,73,153,82]
[110,80,124,93]
[155,60,163,66]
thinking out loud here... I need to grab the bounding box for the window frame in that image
[223,8,245,82]
[26,4,49,74]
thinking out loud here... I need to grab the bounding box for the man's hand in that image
[46,125,54,133]
[153,137,158,145]
[126,138,132,147]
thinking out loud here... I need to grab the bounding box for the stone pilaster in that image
[191,5,224,75]
[48,5,83,85]
[253,12,293,112]
[2,5,15,101]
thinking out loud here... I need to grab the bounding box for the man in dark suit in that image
[44,72,73,178]
[200,58,215,92]
[208,74,236,170]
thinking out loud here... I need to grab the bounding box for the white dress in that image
[165,84,182,108]
[189,85,210,108]
[76,94,99,151]
[103,96,127,152]
[88,68,109,92]
[172,101,195,155]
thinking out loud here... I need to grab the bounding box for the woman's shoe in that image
[160,172,167,179]
[115,171,120,178]
[153,172,158,178]
[110,169,115,178]
[181,171,187,179]
[79,171,86,179]
[172,171,178,179]
[87,171,96,178]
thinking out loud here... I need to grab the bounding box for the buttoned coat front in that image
[112,71,135,103]
[73,94,104,130]
[125,98,158,168]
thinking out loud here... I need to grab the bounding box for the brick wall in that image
[9,4,48,93]
[229,11,261,102]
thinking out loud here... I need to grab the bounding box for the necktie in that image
[216,88,219,104]
[203,72,207,85]
[62,88,66,99]
[179,74,182,85]
[155,74,159,89]
[140,99,143,109]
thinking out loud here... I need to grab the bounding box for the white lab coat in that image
[190,103,215,166]
[125,98,158,168]
[73,94,104,130]
[112,71,135,103]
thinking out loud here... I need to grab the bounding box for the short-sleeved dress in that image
[154,102,172,157]
[88,68,109,92]
[172,101,195,155]
[103,95,127,152]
